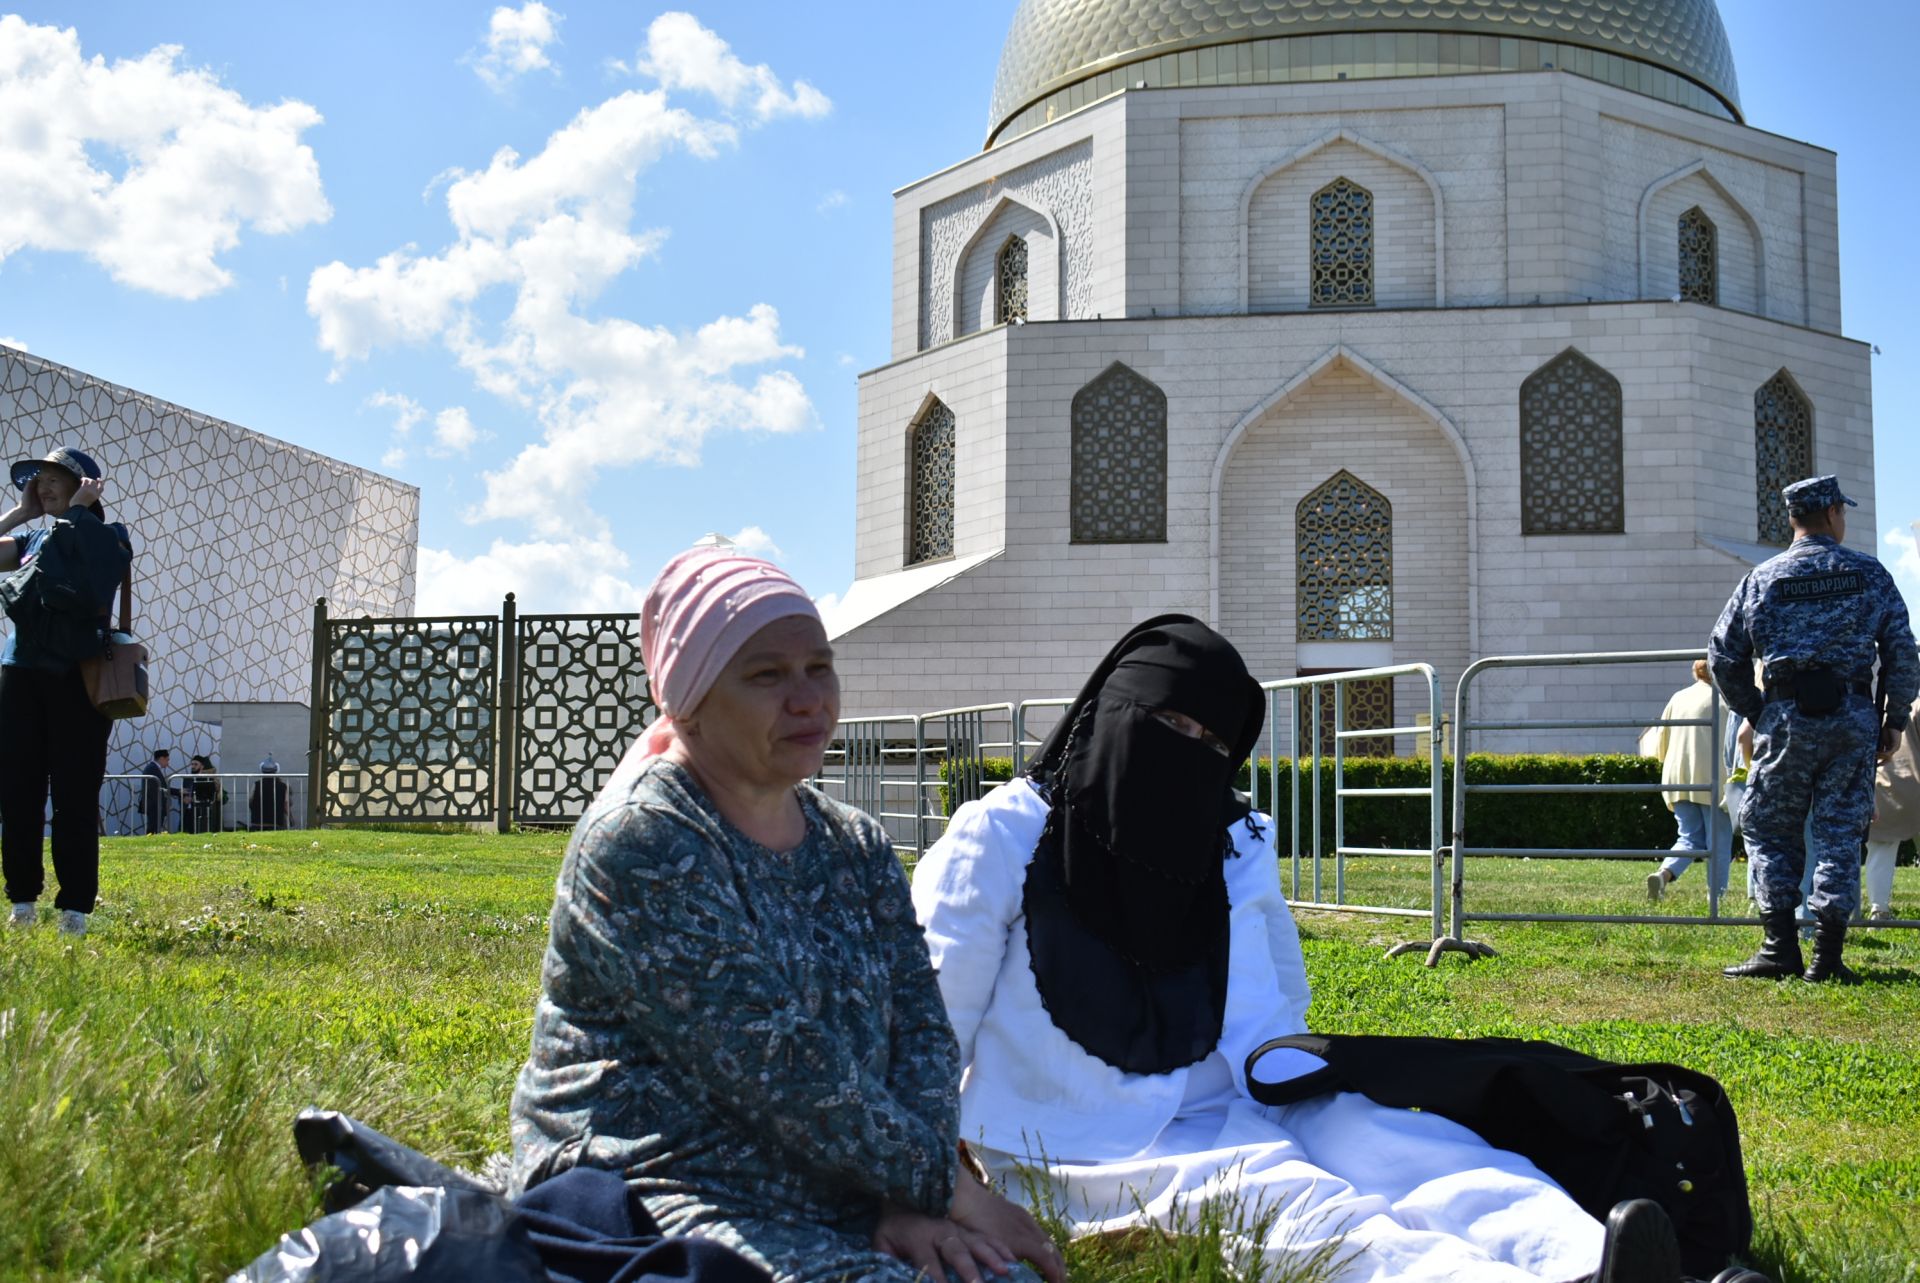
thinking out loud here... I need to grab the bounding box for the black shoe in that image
[1590,1199,1682,1283]
[1709,1269,1772,1283]
[1803,914,1861,984]
[1723,910,1804,979]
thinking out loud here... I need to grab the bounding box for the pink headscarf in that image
[635,546,822,759]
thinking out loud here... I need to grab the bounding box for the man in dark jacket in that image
[136,748,174,835]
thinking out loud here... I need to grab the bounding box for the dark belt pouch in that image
[1793,667,1845,716]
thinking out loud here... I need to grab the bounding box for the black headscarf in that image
[1021,615,1266,1075]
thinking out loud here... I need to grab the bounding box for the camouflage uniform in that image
[1709,478,1918,923]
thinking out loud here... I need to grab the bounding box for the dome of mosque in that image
[987,0,1741,146]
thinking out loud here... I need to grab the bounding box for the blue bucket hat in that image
[11,446,101,491]
[1781,474,1858,516]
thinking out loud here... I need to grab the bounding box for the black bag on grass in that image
[1245,1033,1752,1280]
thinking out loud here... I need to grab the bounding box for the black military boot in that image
[1586,1199,1682,1283]
[1802,914,1862,984]
[1722,910,1804,979]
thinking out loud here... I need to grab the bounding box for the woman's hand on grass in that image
[873,1202,1015,1282]
[948,1167,1067,1282]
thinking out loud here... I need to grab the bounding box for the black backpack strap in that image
[1244,1034,1342,1106]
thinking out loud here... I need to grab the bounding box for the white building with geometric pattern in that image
[0,348,418,789]
[829,0,1878,751]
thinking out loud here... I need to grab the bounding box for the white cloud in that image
[380,446,408,470]
[1889,524,1920,575]
[635,12,830,122]
[417,532,643,615]
[367,390,426,436]
[433,406,480,455]
[309,33,825,536]
[0,336,25,352]
[816,189,848,214]
[1885,524,1920,608]
[724,524,784,561]
[0,15,329,299]
[470,2,563,91]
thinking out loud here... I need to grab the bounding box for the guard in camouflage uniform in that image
[1709,476,1918,983]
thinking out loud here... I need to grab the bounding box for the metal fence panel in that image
[513,611,653,825]
[315,613,499,824]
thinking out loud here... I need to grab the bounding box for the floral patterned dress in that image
[510,756,1025,1283]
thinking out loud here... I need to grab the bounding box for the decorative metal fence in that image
[308,596,653,828]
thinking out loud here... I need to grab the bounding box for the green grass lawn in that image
[1,832,1915,1282]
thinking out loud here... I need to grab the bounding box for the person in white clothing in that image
[912,616,1692,1283]
[1864,695,1920,921]
[1643,661,1732,904]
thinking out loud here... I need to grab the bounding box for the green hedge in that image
[945,754,1685,857]
[940,757,1920,863]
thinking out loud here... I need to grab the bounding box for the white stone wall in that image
[888,71,1841,346]
[955,201,1059,335]
[0,350,418,780]
[1245,139,1438,312]
[842,303,1873,753]
[1217,361,1470,725]
[917,139,1096,350]
[856,66,1863,753]
[1597,114,1805,324]
[1182,112,1495,312]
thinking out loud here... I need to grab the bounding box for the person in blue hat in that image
[1709,475,1918,983]
[0,445,134,938]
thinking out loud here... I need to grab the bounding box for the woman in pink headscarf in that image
[509,547,1061,1283]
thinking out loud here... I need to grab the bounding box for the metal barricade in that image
[1016,669,1445,960]
[1247,666,1446,960]
[1433,649,1774,961]
[99,773,152,835]
[98,771,310,834]
[815,704,1014,860]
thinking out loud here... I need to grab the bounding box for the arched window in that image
[1679,206,1718,304]
[1755,371,1814,545]
[1520,349,1625,535]
[907,399,955,564]
[1296,471,1392,641]
[995,235,1029,325]
[1071,363,1167,543]
[1310,177,1374,308]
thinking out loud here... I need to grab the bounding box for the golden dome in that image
[988,0,1740,146]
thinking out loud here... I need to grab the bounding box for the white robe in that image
[911,780,1604,1283]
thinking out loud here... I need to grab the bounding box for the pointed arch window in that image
[1296,471,1392,641]
[1679,206,1718,304]
[1755,371,1814,546]
[995,235,1029,325]
[1310,177,1374,308]
[908,399,955,564]
[1520,349,1625,535]
[1071,363,1167,543]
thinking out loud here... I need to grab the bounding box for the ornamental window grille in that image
[995,235,1029,325]
[1679,207,1718,305]
[1071,363,1167,543]
[1302,670,1397,759]
[1310,177,1374,308]
[1519,349,1625,535]
[1755,371,1814,545]
[1296,471,1392,642]
[908,399,956,564]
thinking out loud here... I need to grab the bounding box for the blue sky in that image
[0,1,1915,619]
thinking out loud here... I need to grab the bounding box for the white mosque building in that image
[828,0,1876,750]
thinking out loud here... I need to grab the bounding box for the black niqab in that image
[1022,615,1265,1075]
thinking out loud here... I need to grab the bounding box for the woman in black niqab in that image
[1022,615,1265,1076]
